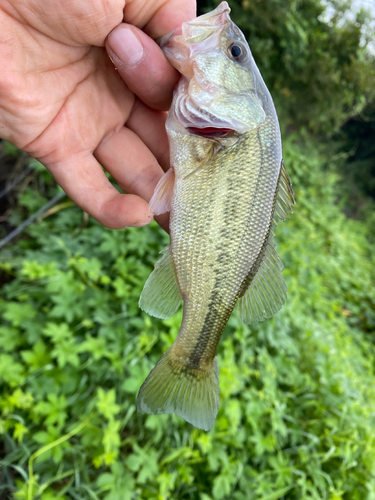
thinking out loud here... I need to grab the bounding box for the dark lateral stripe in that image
[188,288,235,366]
[188,137,252,365]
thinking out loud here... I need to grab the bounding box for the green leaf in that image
[102,420,121,456]
[33,394,68,428]
[42,322,72,343]
[0,326,21,351]
[51,338,80,368]
[80,335,107,360]
[3,302,36,327]
[258,485,295,500]
[7,389,34,409]
[21,340,50,370]
[21,261,57,280]
[96,472,114,490]
[137,449,159,484]
[112,277,130,299]
[96,388,120,420]
[0,354,24,385]
[13,423,29,443]
[69,256,103,282]
[213,474,231,500]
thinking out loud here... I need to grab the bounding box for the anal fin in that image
[139,246,182,319]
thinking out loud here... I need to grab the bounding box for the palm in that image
[18,47,129,164]
[0,0,195,228]
[2,1,125,151]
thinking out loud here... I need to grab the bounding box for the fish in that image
[136,1,295,431]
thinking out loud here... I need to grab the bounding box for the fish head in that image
[160,1,268,143]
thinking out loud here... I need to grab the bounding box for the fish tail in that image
[136,347,219,431]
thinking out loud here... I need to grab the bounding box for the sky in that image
[353,0,375,10]
[324,0,375,53]
[353,0,375,52]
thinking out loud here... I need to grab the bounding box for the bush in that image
[1,138,375,499]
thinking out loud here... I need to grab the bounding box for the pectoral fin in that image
[149,168,175,216]
[139,246,182,319]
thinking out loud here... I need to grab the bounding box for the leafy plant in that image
[1,137,375,499]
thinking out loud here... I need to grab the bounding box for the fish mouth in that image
[187,127,235,138]
[158,2,231,76]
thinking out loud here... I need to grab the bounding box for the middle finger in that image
[94,124,170,230]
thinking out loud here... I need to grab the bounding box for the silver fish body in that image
[137,2,294,431]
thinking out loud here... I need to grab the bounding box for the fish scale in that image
[171,119,279,361]
[136,1,294,431]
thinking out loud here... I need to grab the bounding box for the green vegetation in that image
[1,0,375,499]
[1,138,375,499]
[334,100,375,209]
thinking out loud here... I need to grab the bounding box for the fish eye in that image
[227,42,247,62]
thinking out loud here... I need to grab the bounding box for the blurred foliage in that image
[200,0,375,134]
[333,101,375,208]
[1,138,375,499]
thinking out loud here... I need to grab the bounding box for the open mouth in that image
[187,127,235,138]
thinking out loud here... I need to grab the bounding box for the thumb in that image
[106,24,179,111]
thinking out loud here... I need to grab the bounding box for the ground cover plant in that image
[1,135,375,499]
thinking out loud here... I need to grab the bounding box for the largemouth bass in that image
[136,1,295,431]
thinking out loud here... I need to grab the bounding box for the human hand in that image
[0,0,196,229]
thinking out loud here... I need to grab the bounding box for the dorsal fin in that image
[238,161,295,324]
[272,160,295,226]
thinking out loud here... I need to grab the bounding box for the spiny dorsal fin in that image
[139,246,182,319]
[272,160,295,226]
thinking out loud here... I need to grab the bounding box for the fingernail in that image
[108,26,144,67]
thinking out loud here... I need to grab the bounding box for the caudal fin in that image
[136,348,219,431]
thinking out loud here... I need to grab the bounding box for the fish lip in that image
[157,1,230,49]
[187,1,231,29]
